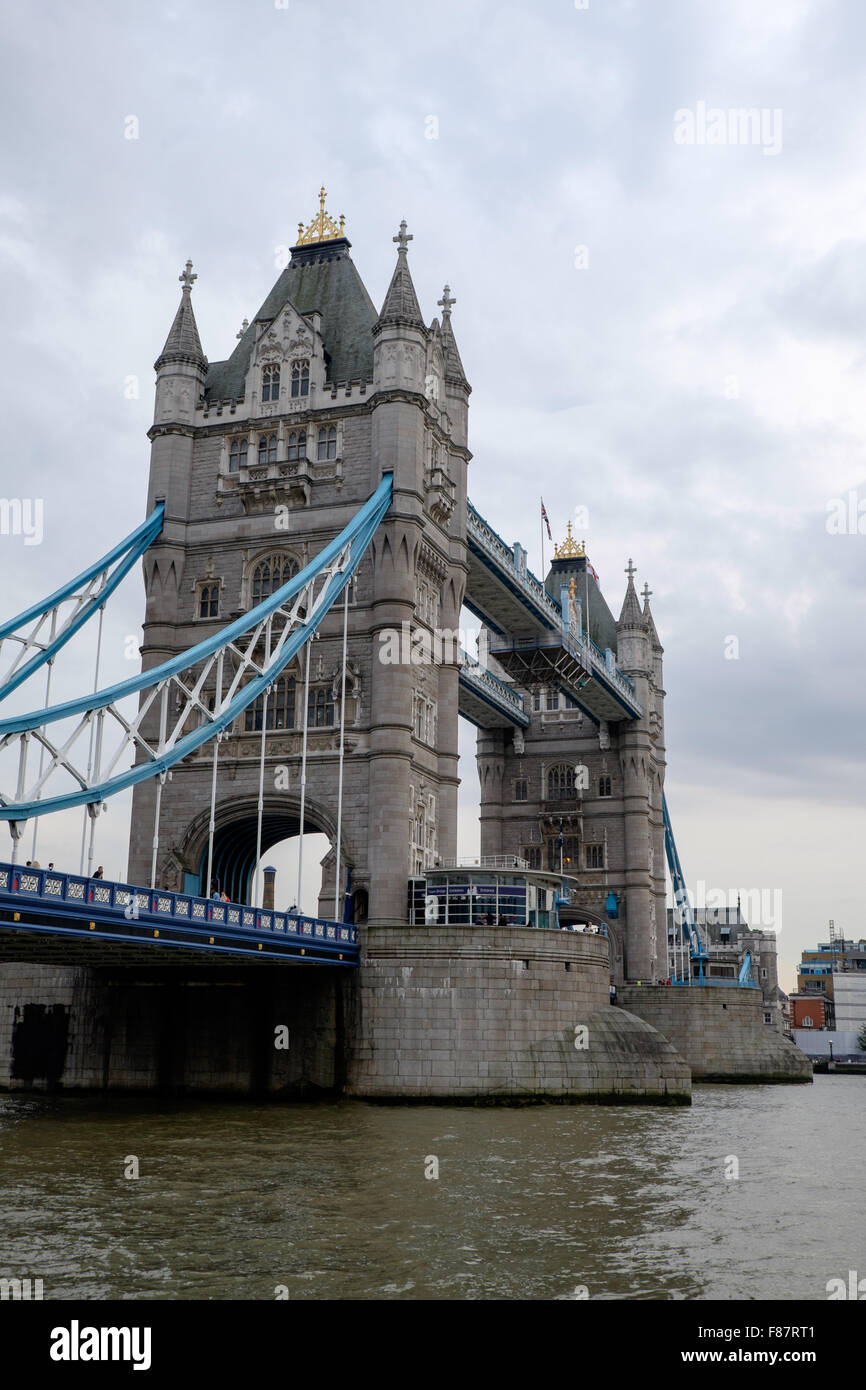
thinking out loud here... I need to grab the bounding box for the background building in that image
[790,931,866,1058]
[666,905,785,1030]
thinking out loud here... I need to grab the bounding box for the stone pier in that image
[619,984,812,1083]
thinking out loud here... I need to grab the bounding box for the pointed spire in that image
[642,581,663,651]
[437,283,469,387]
[155,259,206,370]
[618,558,645,628]
[375,220,425,331]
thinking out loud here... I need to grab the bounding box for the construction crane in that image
[662,791,708,983]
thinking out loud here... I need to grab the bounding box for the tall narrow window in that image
[287,429,306,462]
[514,779,528,802]
[308,686,335,727]
[258,433,277,465]
[599,776,612,798]
[228,438,248,472]
[546,689,559,711]
[262,363,280,402]
[291,359,310,398]
[198,583,219,619]
[317,425,337,461]
[244,674,297,732]
[586,844,605,869]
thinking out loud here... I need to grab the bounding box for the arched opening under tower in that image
[181,794,351,916]
[250,831,331,917]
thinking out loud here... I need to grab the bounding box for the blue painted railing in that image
[0,861,357,957]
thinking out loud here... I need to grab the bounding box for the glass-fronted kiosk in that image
[408,857,574,930]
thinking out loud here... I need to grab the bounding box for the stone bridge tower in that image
[476,537,666,983]
[128,194,470,924]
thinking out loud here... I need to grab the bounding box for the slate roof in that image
[439,313,469,388]
[545,556,618,652]
[376,247,425,331]
[204,240,378,402]
[643,595,663,651]
[618,575,646,630]
[157,289,206,368]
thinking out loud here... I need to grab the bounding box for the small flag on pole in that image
[541,498,552,541]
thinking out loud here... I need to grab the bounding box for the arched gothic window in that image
[291,359,310,398]
[547,764,576,800]
[317,425,337,461]
[228,438,248,472]
[251,553,299,604]
[262,363,280,402]
[244,674,297,732]
[287,429,306,462]
[258,433,277,466]
[198,583,219,619]
[307,686,335,727]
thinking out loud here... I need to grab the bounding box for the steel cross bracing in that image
[0,504,165,703]
[0,476,392,826]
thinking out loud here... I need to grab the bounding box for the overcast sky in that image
[1,0,865,985]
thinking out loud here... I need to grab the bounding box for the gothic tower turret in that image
[616,560,659,981]
[144,260,208,661]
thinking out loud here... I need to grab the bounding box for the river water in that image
[0,1078,862,1301]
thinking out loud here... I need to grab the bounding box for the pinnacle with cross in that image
[641,582,652,604]
[625,558,636,582]
[438,285,456,315]
[393,220,413,253]
[179,259,197,292]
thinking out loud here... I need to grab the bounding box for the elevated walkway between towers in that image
[465,501,642,723]
[457,649,529,729]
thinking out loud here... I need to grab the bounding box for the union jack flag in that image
[541,498,552,541]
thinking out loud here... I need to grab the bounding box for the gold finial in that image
[553,521,586,559]
[296,186,346,246]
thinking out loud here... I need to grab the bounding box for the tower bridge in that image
[0,192,811,1099]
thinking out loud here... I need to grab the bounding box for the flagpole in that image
[540,497,545,578]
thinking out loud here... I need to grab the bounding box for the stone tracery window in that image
[262,363,280,402]
[291,359,310,398]
[317,425,337,461]
[244,674,296,732]
[251,552,299,604]
[258,433,277,466]
[197,583,220,619]
[228,437,248,472]
[287,429,306,462]
[546,764,576,800]
[307,686,335,727]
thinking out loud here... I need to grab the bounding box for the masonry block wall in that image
[619,985,813,1083]
[346,927,690,1103]
[0,963,341,1095]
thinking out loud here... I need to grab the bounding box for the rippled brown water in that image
[0,1078,862,1300]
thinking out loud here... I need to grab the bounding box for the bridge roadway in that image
[464,500,642,724]
[0,862,358,968]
